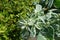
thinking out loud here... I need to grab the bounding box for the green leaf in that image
[37,33,47,40]
[54,0,60,8]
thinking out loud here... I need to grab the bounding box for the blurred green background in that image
[0,0,39,40]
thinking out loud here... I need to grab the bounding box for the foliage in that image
[0,0,36,40]
[54,0,60,8]
[17,4,60,40]
[0,0,60,40]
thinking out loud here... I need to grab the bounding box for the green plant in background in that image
[54,0,60,8]
[39,0,60,13]
[0,0,40,40]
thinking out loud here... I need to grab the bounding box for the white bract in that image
[35,4,42,13]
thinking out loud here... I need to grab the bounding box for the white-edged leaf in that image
[35,4,42,13]
[37,33,47,40]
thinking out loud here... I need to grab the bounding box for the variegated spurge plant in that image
[17,4,60,40]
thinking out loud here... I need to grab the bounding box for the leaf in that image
[30,27,36,37]
[37,33,47,40]
[54,0,60,8]
[34,4,42,13]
